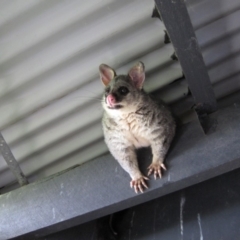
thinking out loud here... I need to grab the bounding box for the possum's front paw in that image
[147,162,167,179]
[130,176,149,193]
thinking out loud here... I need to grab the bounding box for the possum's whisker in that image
[54,96,103,104]
[64,96,103,102]
[84,89,102,95]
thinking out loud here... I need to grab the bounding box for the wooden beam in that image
[1,105,240,239]
[154,0,217,132]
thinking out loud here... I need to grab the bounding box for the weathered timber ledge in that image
[1,104,240,240]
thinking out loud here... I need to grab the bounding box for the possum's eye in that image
[118,87,129,95]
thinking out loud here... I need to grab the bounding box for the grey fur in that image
[99,62,175,193]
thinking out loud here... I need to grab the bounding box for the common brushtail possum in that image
[99,62,175,193]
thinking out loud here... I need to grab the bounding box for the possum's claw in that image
[147,163,166,179]
[130,176,149,193]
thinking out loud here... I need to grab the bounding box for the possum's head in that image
[99,62,145,114]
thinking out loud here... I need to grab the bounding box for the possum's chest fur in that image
[103,111,151,149]
[120,113,150,148]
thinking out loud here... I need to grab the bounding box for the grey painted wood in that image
[1,104,240,239]
[155,0,217,113]
[41,168,240,240]
[0,133,28,186]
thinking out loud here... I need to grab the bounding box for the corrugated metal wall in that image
[190,0,240,95]
[0,0,239,191]
[171,0,240,121]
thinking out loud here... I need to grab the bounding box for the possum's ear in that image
[99,64,116,86]
[128,62,145,89]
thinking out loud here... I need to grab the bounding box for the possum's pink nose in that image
[106,94,116,107]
